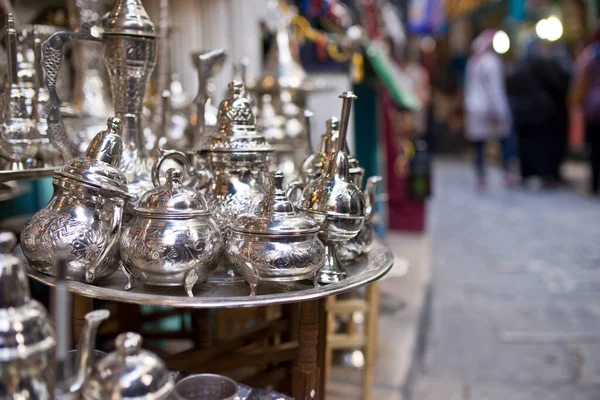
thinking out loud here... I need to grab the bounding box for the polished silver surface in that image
[198,81,273,240]
[227,171,325,294]
[120,167,224,297]
[83,332,174,400]
[103,0,156,37]
[21,118,129,283]
[301,117,338,184]
[0,231,56,400]
[1,14,42,171]
[174,374,238,400]
[25,239,392,308]
[0,166,57,182]
[298,92,365,284]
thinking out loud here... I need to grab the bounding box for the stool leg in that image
[292,300,320,400]
[72,294,93,344]
[362,282,380,400]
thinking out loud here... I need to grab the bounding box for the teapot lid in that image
[83,333,174,400]
[135,168,210,218]
[0,232,55,362]
[201,81,272,153]
[233,171,319,236]
[103,0,156,38]
[56,118,129,198]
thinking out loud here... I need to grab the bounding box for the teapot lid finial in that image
[116,332,142,357]
[0,232,17,254]
[165,168,182,186]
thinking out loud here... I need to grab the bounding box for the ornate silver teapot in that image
[21,118,129,282]
[195,81,273,239]
[0,14,42,170]
[0,232,55,399]
[298,92,365,284]
[82,332,174,400]
[120,166,223,297]
[227,171,325,294]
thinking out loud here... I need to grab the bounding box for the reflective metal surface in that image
[21,118,129,283]
[298,92,365,284]
[83,332,174,400]
[1,14,42,170]
[0,231,55,400]
[227,171,325,294]
[120,167,223,297]
[24,239,393,308]
[173,374,238,400]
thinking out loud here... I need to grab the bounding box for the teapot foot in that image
[120,263,134,291]
[184,269,199,297]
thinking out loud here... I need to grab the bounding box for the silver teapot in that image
[195,81,273,240]
[21,118,129,282]
[0,232,55,399]
[226,171,325,295]
[82,332,174,400]
[298,92,365,284]
[120,166,223,297]
[0,14,42,170]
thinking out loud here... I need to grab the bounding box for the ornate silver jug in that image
[227,171,325,294]
[0,14,42,170]
[298,92,365,284]
[120,166,223,297]
[195,81,273,239]
[42,0,157,202]
[21,118,130,283]
[0,232,55,400]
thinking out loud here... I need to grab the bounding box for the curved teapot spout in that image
[67,309,110,394]
[364,176,382,221]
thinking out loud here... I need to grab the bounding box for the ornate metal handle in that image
[85,198,124,283]
[152,149,194,187]
[286,179,305,204]
[42,22,102,162]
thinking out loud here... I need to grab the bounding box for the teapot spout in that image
[364,176,382,221]
[68,309,110,394]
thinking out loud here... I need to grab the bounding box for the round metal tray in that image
[25,240,393,308]
[0,166,58,182]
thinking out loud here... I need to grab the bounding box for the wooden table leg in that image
[190,309,213,349]
[292,300,321,400]
[317,299,327,399]
[72,294,93,344]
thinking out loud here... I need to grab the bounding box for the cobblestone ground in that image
[414,159,600,400]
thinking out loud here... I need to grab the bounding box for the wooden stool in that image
[325,282,381,400]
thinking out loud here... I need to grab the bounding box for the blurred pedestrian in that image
[508,37,571,186]
[464,30,514,190]
[571,24,600,194]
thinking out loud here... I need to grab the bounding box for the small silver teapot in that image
[82,332,174,400]
[227,171,325,295]
[0,232,55,399]
[21,117,129,282]
[120,166,224,297]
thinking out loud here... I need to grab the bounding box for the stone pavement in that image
[413,159,600,400]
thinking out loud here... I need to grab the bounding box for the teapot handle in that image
[286,180,304,204]
[152,149,196,187]
[85,198,124,283]
[42,22,103,162]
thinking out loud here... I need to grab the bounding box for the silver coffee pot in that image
[227,171,325,294]
[0,14,42,170]
[21,118,130,283]
[298,92,365,284]
[195,81,273,239]
[42,0,158,202]
[0,232,55,399]
[82,332,174,400]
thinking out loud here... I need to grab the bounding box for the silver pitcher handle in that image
[42,22,102,162]
[286,180,304,204]
[152,149,195,187]
[85,198,124,283]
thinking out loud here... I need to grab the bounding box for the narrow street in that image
[414,159,600,399]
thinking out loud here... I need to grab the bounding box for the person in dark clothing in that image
[507,37,571,185]
[572,25,600,193]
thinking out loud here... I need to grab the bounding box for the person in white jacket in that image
[464,30,514,189]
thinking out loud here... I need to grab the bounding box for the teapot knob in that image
[106,117,123,134]
[166,168,182,185]
[0,232,17,254]
[229,80,244,98]
[116,332,142,357]
[273,171,285,191]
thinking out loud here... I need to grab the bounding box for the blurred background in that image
[2,0,600,399]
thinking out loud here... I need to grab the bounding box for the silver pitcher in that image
[0,14,42,170]
[0,232,55,400]
[120,166,224,297]
[21,118,130,283]
[82,332,174,400]
[42,0,157,202]
[298,92,365,284]
[226,171,325,295]
[195,81,273,240]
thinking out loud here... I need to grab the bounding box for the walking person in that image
[571,25,600,194]
[464,30,514,190]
